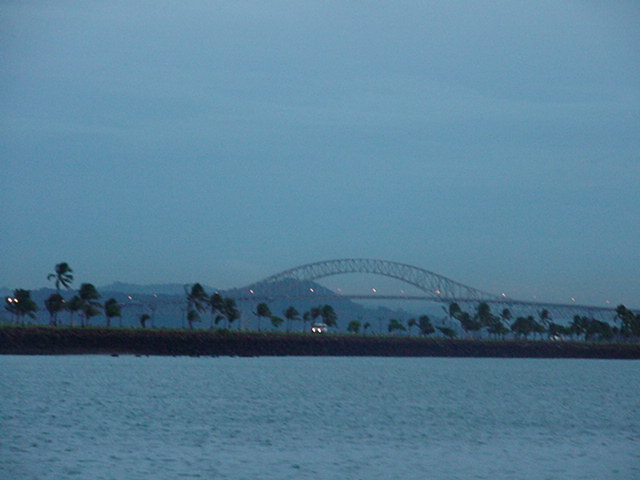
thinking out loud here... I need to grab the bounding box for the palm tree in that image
[47,262,74,292]
[284,306,300,333]
[78,283,101,327]
[67,295,83,327]
[418,315,435,336]
[511,316,541,339]
[320,305,337,327]
[302,307,321,332]
[363,321,371,335]
[209,292,225,329]
[615,305,640,338]
[187,309,201,329]
[538,309,551,329]
[437,326,457,339]
[448,303,462,321]
[185,283,208,330]
[255,303,271,331]
[44,293,65,326]
[104,298,121,327]
[388,318,406,334]
[4,289,38,325]
[458,311,481,338]
[475,302,495,330]
[186,283,208,313]
[139,313,150,328]
[224,298,240,329]
[347,320,361,334]
[569,315,588,340]
[270,315,284,329]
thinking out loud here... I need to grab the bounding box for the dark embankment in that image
[1,326,639,358]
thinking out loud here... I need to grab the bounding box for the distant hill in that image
[98,282,218,296]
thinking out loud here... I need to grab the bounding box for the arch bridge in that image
[229,258,619,320]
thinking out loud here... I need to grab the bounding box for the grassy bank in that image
[1,325,639,358]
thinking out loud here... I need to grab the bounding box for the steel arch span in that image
[236,258,503,302]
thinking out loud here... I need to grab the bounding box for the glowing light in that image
[501,293,507,297]
[435,290,441,295]
[128,296,133,300]
[371,288,377,293]
[309,288,315,293]
[570,297,576,302]
[249,289,254,294]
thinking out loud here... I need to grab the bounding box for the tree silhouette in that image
[78,283,101,327]
[270,315,284,329]
[223,298,240,329]
[320,305,337,327]
[209,292,226,329]
[437,326,457,339]
[347,320,361,334]
[185,283,208,330]
[47,262,74,292]
[104,298,121,327]
[66,295,83,327]
[538,309,551,328]
[616,305,640,338]
[139,313,150,328]
[187,309,201,329]
[284,306,300,333]
[255,303,271,331]
[388,318,406,334]
[458,311,481,338]
[4,289,38,325]
[418,315,435,336]
[44,293,65,326]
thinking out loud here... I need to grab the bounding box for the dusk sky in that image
[2,1,639,307]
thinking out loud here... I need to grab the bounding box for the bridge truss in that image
[228,258,621,321]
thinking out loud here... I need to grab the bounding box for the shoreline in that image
[1,326,639,359]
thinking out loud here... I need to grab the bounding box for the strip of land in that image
[1,326,639,358]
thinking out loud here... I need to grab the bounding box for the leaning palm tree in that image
[47,262,74,292]
[320,305,337,327]
[185,284,208,323]
[4,289,38,325]
[78,283,101,327]
[209,292,226,329]
[186,309,201,329]
[44,293,65,326]
[270,315,284,329]
[254,303,271,331]
[538,309,551,329]
[224,298,240,329]
[284,306,300,333]
[104,298,121,328]
[66,295,83,327]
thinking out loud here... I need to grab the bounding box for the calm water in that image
[1,355,638,480]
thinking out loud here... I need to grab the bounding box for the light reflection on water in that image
[1,356,639,480]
